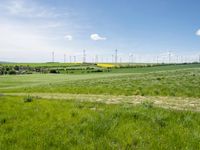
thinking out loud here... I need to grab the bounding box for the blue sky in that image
[0,0,200,62]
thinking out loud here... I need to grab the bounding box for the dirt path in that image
[3,93,200,111]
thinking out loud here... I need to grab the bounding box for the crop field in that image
[1,63,200,149]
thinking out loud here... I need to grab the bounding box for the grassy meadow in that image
[1,64,200,97]
[0,63,200,149]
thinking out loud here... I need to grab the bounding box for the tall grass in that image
[0,96,200,149]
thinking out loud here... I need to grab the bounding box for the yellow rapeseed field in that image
[97,63,116,68]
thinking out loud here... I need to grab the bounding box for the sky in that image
[0,0,200,62]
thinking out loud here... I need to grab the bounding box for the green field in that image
[1,63,200,149]
[0,62,79,67]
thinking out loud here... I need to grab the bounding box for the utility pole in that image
[115,49,118,63]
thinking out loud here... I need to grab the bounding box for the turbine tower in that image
[199,54,200,63]
[115,49,118,63]
[64,54,66,63]
[156,56,159,64]
[52,51,54,63]
[168,51,172,64]
[83,50,86,63]
[69,56,72,63]
[95,55,98,63]
[129,53,134,63]
[112,55,114,63]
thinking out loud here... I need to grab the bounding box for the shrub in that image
[8,70,16,75]
[153,114,167,127]
[14,65,20,71]
[156,77,162,80]
[0,70,3,75]
[133,90,142,95]
[24,95,33,102]
[70,110,78,117]
[0,118,6,125]
[96,69,103,72]
[154,89,160,95]
[141,100,154,108]
[49,69,59,74]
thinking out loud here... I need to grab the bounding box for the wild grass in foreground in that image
[0,96,200,149]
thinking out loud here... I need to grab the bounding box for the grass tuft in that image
[141,100,154,109]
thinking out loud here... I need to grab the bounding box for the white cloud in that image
[90,33,106,41]
[0,23,51,50]
[2,0,63,18]
[196,29,200,36]
[6,0,30,15]
[0,1,94,62]
[64,35,73,41]
[38,22,63,29]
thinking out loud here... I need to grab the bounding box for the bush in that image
[49,69,59,74]
[14,65,20,71]
[95,69,103,72]
[24,95,33,103]
[70,110,78,117]
[141,100,154,108]
[156,77,162,80]
[0,118,6,125]
[153,114,167,127]
[8,70,16,75]
[133,90,142,95]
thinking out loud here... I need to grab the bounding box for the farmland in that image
[1,63,200,149]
